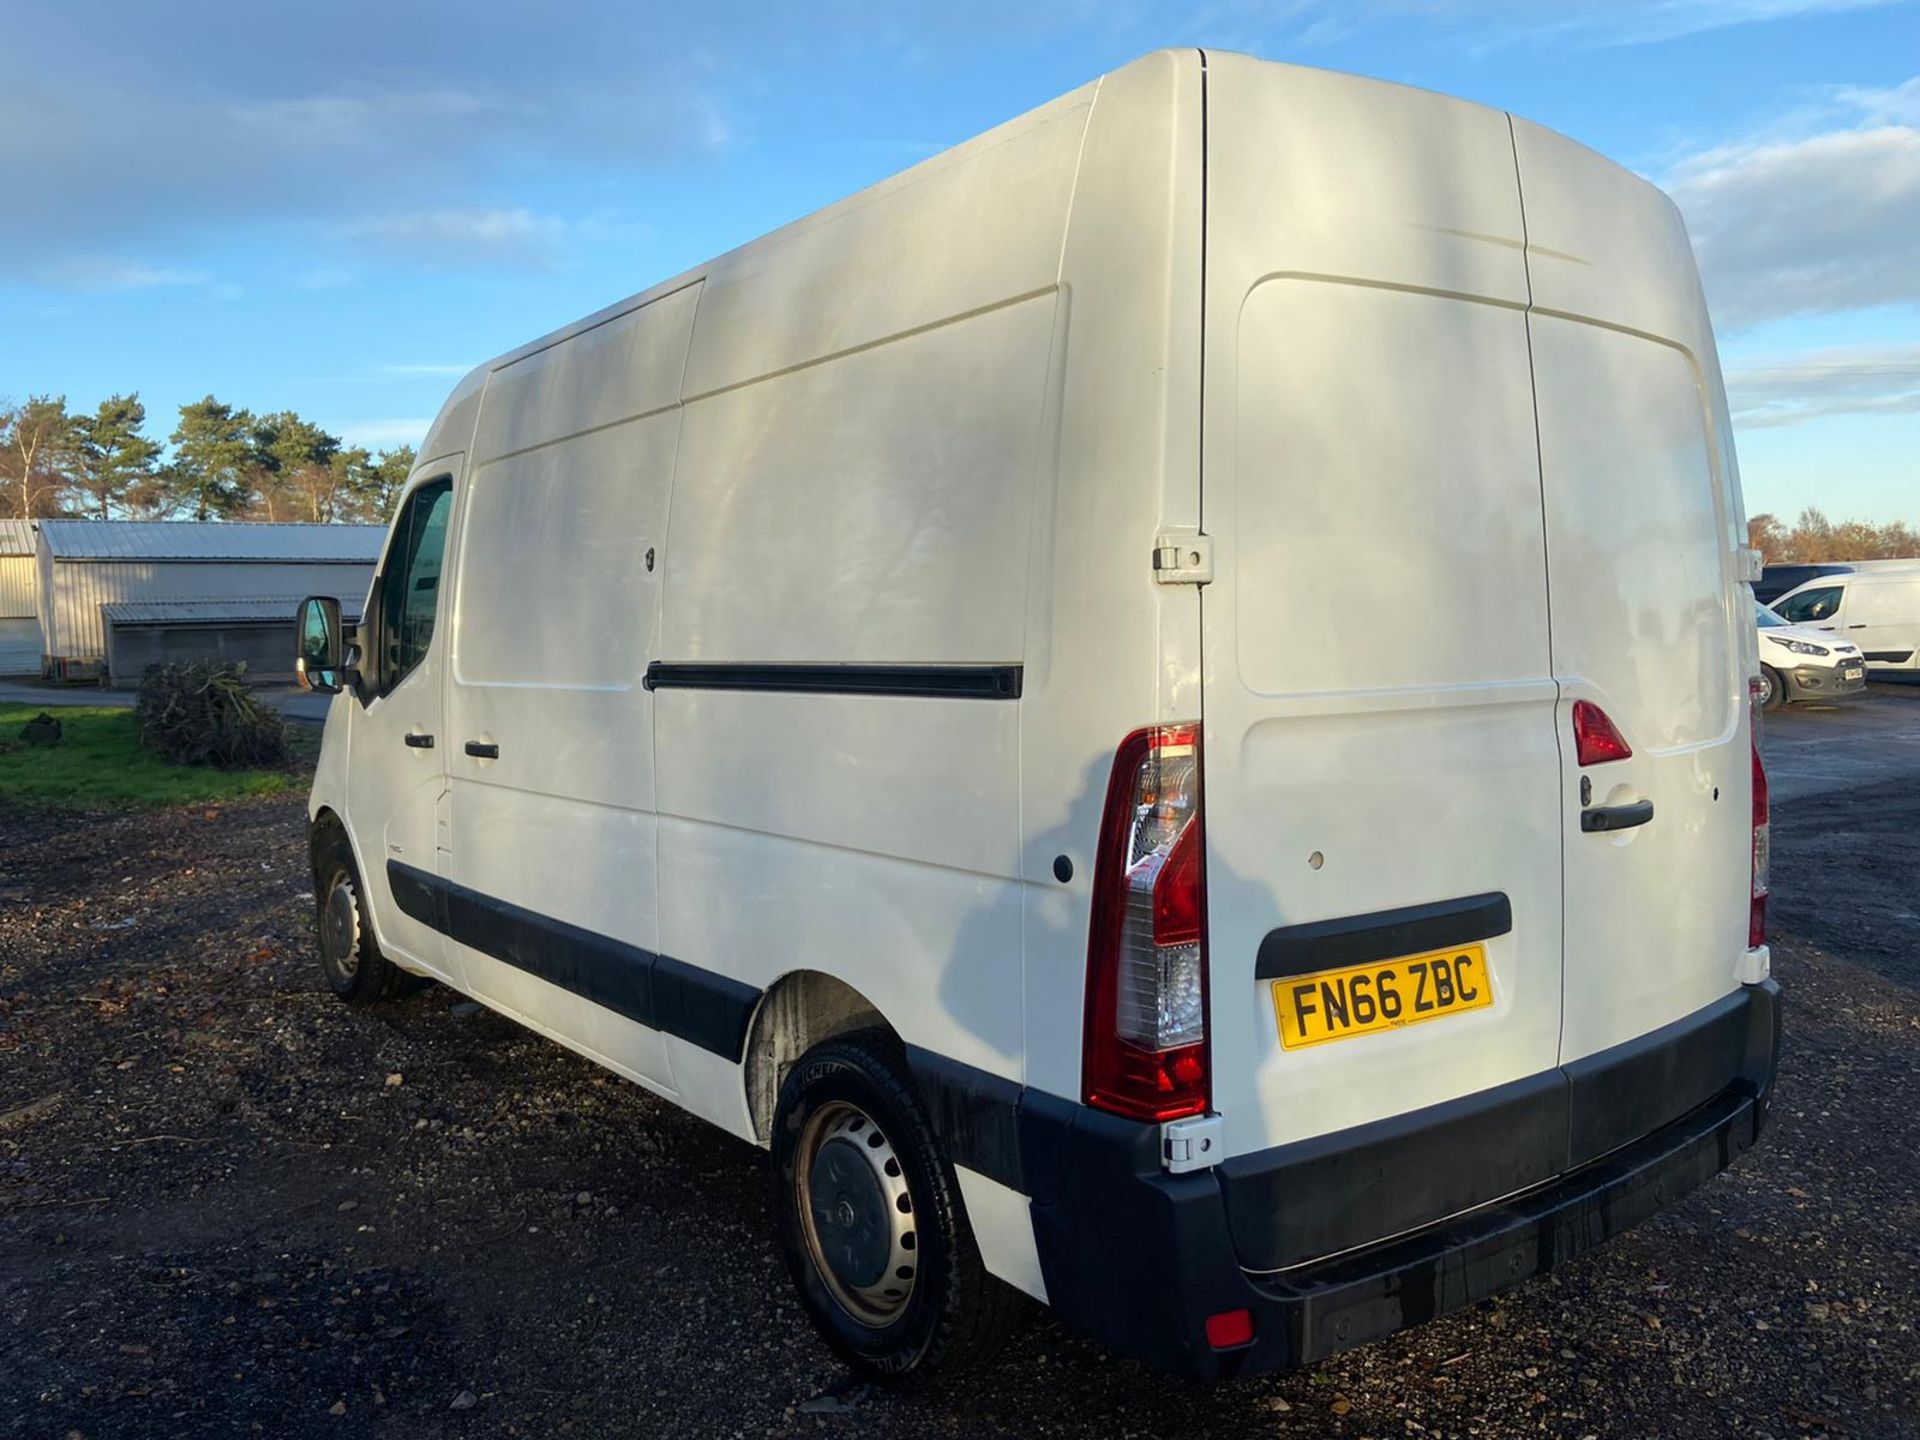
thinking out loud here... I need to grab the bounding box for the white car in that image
[1755,601,1867,709]
[293,50,1778,1383]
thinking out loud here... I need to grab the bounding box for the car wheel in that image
[771,1029,1021,1384]
[313,833,409,1005]
[1758,665,1787,712]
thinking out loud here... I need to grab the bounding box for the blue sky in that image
[2,0,1916,524]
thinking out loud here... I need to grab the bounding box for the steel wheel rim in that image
[321,871,361,980]
[795,1100,917,1327]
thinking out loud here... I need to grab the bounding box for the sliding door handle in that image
[1581,799,1653,833]
[464,741,499,759]
[403,732,435,749]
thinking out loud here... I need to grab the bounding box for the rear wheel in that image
[771,1030,1019,1384]
[313,833,409,1004]
[1758,665,1787,712]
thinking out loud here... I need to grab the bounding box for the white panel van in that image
[1772,569,1920,674]
[295,50,1780,1382]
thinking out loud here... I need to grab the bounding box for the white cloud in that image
[340,208,567,271]
[0,2,739,286]
[1665,78,1920,329]
[1727,343,1920,427]
[33,257,207,292]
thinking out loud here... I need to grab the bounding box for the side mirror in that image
[295,595,345,694]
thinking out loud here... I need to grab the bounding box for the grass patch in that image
[0,704,309,811]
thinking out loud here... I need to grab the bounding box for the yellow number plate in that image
[1271,943,1492,1050]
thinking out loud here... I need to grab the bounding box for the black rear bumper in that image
[913,978,1781,1379]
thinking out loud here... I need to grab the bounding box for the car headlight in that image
[1766,636,1829,656]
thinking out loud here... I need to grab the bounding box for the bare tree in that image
[0,394,76,518]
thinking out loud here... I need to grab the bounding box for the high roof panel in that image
[38,520,385,562]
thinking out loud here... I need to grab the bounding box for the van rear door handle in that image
[1581,799,1653,833]
[403,732,434,749]
[464,741,499,759]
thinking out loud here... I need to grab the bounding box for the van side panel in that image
[653,88,1094,1120]
[661,295,1054,665]
[678,83,1094,400]
[1849,575,1920,669]
[440,285,699,1093]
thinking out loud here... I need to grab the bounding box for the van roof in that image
[419,50,1651,463]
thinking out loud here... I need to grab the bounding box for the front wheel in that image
[771,1031,1020,1384]
[1758,665,1787,712]
[312,833,409,1004]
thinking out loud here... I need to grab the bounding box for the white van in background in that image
[294,50,1780,1382]
[1772,569,1920,674]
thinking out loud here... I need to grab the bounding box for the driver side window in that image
[375,477,454,696]
[1777,585,1842,625]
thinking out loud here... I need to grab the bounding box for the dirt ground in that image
[2,694,1918,1439]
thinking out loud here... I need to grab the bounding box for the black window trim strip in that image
[644,661,1023,701]
[387,861,760,1061]
[1255,892,1514,980]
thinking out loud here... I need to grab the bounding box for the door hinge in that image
[1161,1113,1224,1174]
[1737,547,1765,584]
[1153,531,1213,586]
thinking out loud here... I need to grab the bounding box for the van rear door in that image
[1510,121,1753,1093]
[1199,58,1566,1190]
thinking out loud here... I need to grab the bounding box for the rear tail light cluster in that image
[1083,724,1209,1123]
[1750,678,1770,948]
[1572,699,1633,766]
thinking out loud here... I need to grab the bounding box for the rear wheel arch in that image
[744,971,890,1148]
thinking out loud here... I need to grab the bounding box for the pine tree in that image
[72,393,163,519]
[166,397,257,520]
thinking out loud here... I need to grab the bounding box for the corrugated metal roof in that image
[101,596,367,625]
[0,519,35,556]
[39,520,385,562]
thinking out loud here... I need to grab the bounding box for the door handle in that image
[1581,799,1653,833]
[464,741,499,759]
[1848,624,1867,629]
[404,732,435,749]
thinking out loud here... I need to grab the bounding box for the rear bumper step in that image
[926,978,1780,1379]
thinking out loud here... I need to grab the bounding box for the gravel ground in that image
[1764,687,1920,990]
[3,786,1918,1438]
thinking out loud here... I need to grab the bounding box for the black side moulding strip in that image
[385,861,759,1061]
[644,662,1023,701]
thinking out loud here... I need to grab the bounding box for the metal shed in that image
[35,521,383,682]
[0,519,39,674]
[103,596,367,688]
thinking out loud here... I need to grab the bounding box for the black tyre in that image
[312,831,409,1005]
[1758,665,1787,712]
[772,1030,1020,1384]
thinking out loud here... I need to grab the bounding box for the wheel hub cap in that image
[797,1103,917,1326]
[322,875,360,979]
